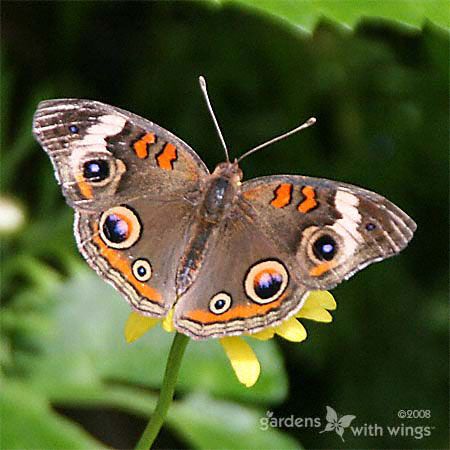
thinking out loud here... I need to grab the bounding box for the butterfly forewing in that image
[241,175,416,290]
[32,99,209,210]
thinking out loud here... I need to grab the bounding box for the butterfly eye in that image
[132,258,152,282]
[69,124,79,134]
[83,159,110,183]
[99,206,141,249]
[312,235,337,261]
[209,292,232,314]
[245,260,289,304]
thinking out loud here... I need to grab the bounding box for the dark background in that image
[1,1,448,449]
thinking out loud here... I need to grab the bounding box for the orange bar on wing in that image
[75,173,93,199]
[156,143,177,170]
[93,234,163,303]
[309,261,336,277]
[133,133,155,159]
[270,183,292,208]
[298,186,318,213]
[185,293,287,323]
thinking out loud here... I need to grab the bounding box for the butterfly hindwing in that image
[173,212,309,339]
[33,99,209,315]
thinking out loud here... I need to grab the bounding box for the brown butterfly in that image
[32,77,416,339]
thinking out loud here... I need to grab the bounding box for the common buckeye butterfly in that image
[32,77,416,339]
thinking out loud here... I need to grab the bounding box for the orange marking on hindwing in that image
[92,224,163,304]
[270,183,292,208]
[75,173,93,199]
[184,293,288,324]
[156,143,177,170]
[133,132,156,159]
[309,261,337,277]
[297,185,318,213]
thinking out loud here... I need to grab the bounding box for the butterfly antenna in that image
[237,117,317,163]
[199,76,230,162]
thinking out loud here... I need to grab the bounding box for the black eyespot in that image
[209,292,232,314]
[103,214,129,244]
[132,259,152,282]
[69,125,79,134]
[313,235,337,261]
[366,222,376,231]
[254,272,283,300]
[215,299,226,309]
[99,206,141,249]
[83,160,110,182]
[244,260,289,304]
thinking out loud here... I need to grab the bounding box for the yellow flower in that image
[124,291,336,388]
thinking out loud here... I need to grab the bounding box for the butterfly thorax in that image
[199,161,243,223]
[175,162,243,297]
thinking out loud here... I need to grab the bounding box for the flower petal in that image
[220,337,260,387]
[162,308,175,333]
[297,306,333,323]
[274,317,307,342]
[124,311,159,343]
[249,328,276,340]
[307,290,336,310]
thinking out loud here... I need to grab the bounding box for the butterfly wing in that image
[75,198,194,317]
[33,99,209,316]
[173,173,415,339]
[240,175,416,290]
[33,99,209,210]
[173,212,309,339]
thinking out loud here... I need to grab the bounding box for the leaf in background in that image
[18,270,288,404]
[1,84,56,190]
[1,381,105,450]
[168,393,302,450]
[227,0,449,32]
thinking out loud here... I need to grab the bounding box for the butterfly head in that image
[212,160,243,184]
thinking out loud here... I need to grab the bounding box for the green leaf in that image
[179,334,287,403]
[19,270,288,403]
[227,0,449,32]
[47,383,158,418]
[46,386,300,449]
[168,393,302,450]
[0,381,105,450]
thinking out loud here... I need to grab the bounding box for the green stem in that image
[134,332,189,450]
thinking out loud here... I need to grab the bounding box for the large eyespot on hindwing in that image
[209,292,232,314]
[99,206,141,249]
[244,260,289,304]
[132,258,152,282]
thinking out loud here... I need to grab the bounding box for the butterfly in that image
[32,77,416,340]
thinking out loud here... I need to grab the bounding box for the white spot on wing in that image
[70,114,126,168]
[331,190,362,256]
[87,114,127,136]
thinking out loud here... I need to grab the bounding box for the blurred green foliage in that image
[1,1,448,449]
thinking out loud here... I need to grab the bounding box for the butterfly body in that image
[33,98,416,339]
[176,163,237,295]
